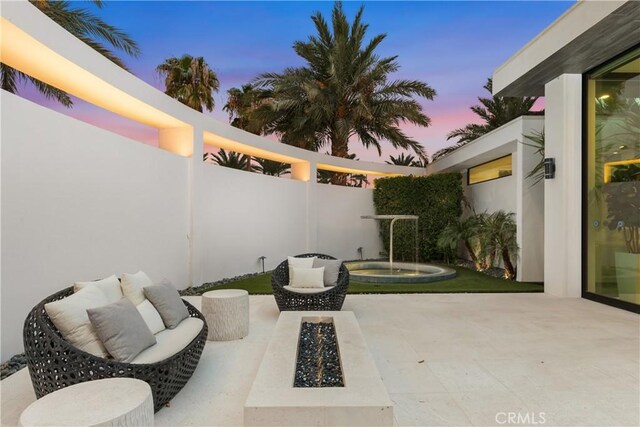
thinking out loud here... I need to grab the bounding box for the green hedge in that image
[373,173,463,261]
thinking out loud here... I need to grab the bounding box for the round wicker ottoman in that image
[19,378,153,426]
[202,289,249,341]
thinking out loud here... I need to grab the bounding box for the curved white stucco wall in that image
[0,93,391,360]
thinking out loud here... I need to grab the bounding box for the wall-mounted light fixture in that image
[357,247,363,260]
[544,158,556,179]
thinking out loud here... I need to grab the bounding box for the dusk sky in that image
[21,0,574,162]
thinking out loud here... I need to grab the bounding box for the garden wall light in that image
[544,158,556,179]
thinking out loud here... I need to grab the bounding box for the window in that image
[467,155,513,185]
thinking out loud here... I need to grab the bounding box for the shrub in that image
[373,173,463,261]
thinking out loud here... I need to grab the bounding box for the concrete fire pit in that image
[244,311,393,427]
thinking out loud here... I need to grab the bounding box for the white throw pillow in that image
[74,275,122,304]
[290,267,325,288]
[287,256,316,285]
[44,284,109,357]
[136,299,166,335]
[121,271,153,305]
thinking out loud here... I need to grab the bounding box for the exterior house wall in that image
[463,172,517,217]
[428,116,545,282]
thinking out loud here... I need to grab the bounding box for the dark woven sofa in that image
[271,253,349,311]
[23,287,208,412]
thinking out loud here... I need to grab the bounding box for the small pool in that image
[346,261,456,284]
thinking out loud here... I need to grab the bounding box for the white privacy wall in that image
[197,165,308,279]
[0,94,389,360]
[1,93,190,361]
[316,184,383,261]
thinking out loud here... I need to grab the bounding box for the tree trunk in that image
[464,241,480,267]
[330,132,349,186]
[502,248,516,280]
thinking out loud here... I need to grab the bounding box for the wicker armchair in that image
[23,287,207,412]
[271,253,349,311]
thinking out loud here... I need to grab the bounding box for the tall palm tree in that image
[1,0,140,107]
[156,55,219,112]
[432,78,538,160]
[253,2,436,184]
[223,84,269,134]
[210,149,253,171]
[386,153,428,167]
[253,158,290,177]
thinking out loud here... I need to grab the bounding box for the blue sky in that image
[23,1,574,161]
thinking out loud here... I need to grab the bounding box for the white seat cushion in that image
[136,300,166,335]
[283,285,335,294]
[74,275,122,304]
[45,284,109,357]
[290,267,325,288]
[287,256,316,285]
[131,317,203,364]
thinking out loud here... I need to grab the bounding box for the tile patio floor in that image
[2,293,638,426]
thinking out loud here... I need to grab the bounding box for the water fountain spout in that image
[361,215,419,270]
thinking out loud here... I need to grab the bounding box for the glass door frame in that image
[581,44,640,314]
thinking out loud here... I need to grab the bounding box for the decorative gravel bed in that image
[454,259,507,279]
[1,353,27,380]
[180,272,262,296]
[294,321,344,388]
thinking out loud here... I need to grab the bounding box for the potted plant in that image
[603,163,640,297]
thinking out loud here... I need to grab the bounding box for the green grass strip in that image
[200,265,543,295]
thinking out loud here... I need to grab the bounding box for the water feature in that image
[349,215,456,283]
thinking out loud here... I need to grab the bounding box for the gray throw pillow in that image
[143,280,189,329]
[312,258,343,287]
[87,298,156,363]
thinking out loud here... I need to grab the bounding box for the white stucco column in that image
[188,127,205,286]
[291,162,318,252]
[544,74,582,297]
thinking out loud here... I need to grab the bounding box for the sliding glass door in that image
[585,48,640,309]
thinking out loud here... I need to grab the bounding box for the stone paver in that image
[2,293,638,426]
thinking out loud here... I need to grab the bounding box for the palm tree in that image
[253,158,290,177]
[432,78,538,160]
[253,2,436,184]
[437,216,484,267]
[479,211,519,279]
[223,84,269,134]
[210,149,253,171]
[431,144,466,161]
[386,153,428,167]
[1,0,140,107]
[522,129,545,186]
[156,55,219,112]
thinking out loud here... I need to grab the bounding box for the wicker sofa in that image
[23,287,207,412]
[271,253,349,311]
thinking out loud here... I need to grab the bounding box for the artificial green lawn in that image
[201,264,543,295]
